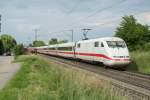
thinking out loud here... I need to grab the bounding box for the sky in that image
[0,0,150,45]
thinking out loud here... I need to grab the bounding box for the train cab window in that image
[101,42,104,47]
[77,43,80,48]
[94,42,99,47]
[107,41,126,48]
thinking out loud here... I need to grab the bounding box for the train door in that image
[86,42,94,61]
[82,42,92,61]
[75,41,93,61]
[99,41,107,62]
[93,41,105,62]
[93,41,99,62]
[56,44,58,56]
[73,42,77,59]
[75,42,82,59]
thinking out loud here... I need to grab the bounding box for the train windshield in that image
[107,41,126,48]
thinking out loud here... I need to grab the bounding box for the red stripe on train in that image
[58,51,129,61]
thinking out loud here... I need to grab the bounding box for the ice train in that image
[31,37,131,68]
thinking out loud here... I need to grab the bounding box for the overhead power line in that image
[34,29,38,41]
[66,0,128,27]
[67,0,82,14]
[89,10,150,31]
[49,0,128,37]
[83,0,127,20]
[46,11,147,42]
[49,10,149,39]
[46,0,150,42]
[0,14,1,33]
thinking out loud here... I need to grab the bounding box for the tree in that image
[13,44,24,57]
[0,39,4,55]
[58,40,68,44]
[49,38,58,45]
[33,40,45,47]
[0,34,17,53]
[115,15,150,50]
[49,38,68,45]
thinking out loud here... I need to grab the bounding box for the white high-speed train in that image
[34,37,131,68]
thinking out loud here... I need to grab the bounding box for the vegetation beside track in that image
[128,51,150,73]
[0,55,125,100]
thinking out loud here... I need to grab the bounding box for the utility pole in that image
[67,30,74,42]
[34,29,38,41]
[27,37,31,46]
[81,28,92,40]
[0,14,1,34]
[70,29,74,42]
[34,29,38,54]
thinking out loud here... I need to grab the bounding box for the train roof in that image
[57,42,75,47]
[34,37,124,49]
[35,46,49,49]
[48,44,58,48]
[101,37,123,41]
[77,37,124,43]
[48,42,75,48]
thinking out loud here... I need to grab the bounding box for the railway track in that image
[40,54,150,99]
[123,71,150,80]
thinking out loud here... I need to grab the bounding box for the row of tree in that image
[31,38,68,47]
[0,34,68,55]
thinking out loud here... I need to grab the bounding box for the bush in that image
[13,44,24,57]
[128,51,150,73]
[143,42,150,51]
[0,39,4,55]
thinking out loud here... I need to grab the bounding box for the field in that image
[0,55,126,100]
[128,51,150,73]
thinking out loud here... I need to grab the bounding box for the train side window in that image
[58,47,72,51]
[94,42,99,47]
[49,48,55,50]
[77,43,80,48]
[101,42,104,47]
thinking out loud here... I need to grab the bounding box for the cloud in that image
[0,0,150,43]
[15,24,41,34]
[136,12,150,24]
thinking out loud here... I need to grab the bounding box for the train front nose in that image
[112,59,131,67]
[105,58,131,67]
[107,47,130,67]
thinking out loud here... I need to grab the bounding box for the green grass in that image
[128,51,150,73]
[0,55,125,100]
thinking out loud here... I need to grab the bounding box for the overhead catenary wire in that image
[88,10,150,32]
[47,10,148,41]
[66,0,128,27]
[43,0,147,42]
[67,0,82,15]
[48,0,128,38]
[82,0,128,20]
